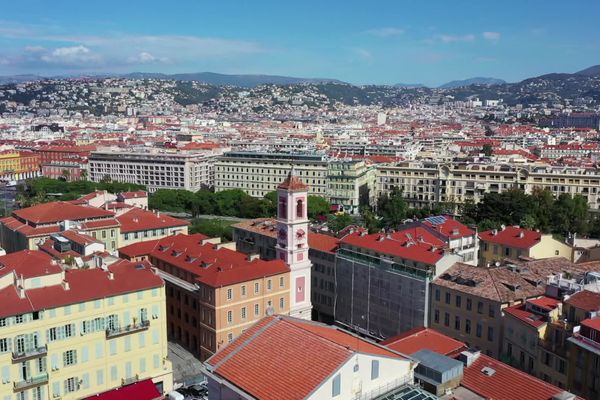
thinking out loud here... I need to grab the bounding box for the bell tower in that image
[276,167,312,320]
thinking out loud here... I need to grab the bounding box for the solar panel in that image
[424,215,446,226]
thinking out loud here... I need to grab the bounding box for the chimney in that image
[107,271,114,280]
[458,350,481,367]
[518,231,525,238]
[156,211,160,217]
[62,280,70,291]
[247,254,260,262]
[500,224,506,231]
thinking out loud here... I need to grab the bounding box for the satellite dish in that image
[266,306,275,316]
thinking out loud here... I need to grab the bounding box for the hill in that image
[439,77,506,89]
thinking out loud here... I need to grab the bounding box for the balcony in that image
[14,373,48,391]
[12,345,48,363]
[106,320,150,338]
[122,374,140,386]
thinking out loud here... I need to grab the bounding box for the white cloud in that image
[127,51,170,64]
[40,45,100,64]
[482,31,501,40]
[364,27,404,37]
[438,34,475,43]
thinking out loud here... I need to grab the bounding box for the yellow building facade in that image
[0,253,173,400]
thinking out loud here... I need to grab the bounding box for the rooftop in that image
[382,327,468,357]
[479,226,542,249]
[12,201,115,225]
[564,290,600,312]
[116,207,189,233]
[206,315,404,400]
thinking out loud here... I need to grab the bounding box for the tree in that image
[307,196,330,219]
[360,206,381,233]
[100,175,112,184]
[60,169,70,181]
[263,191,278,216]
[376,187,408,228]
[551,194,589,235]
[482,144,493,157]
[328,213,353,233]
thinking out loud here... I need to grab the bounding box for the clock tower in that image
[276,167,312,320]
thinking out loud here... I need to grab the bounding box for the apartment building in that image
[479,226,573,266]
[0,250,172,400]
[0,202,119,253]
[377,161,600,210]
[89,148,224,192]
[121,233,291,361]
[214,151,329,198]
[327,159,376,213]
[335,226,461,339]
[568,316,600,399]
[116,207,189,248]
[0,151,41,181]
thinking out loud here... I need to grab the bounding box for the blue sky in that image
[0,0,599,86]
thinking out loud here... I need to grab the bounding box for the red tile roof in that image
[59,230,102,246]
[504,303,548,329]
[564,290,600,312]
[12,201,115,225]
[79,218,120,230]
[581,316,600,331]
[422,217,475,238]
[462,354,572,400]
[0,216,60,237]
[118,191,148,199]
[307,232,339,253]
[479,226,542,249]
[150,234,289,287]
[382,327,468,357]
[83,379,160,400]
[0,250,62,279]
[116,208,189,233]
[528,296,561,311]
[277,170,308,191]
[0,257,163,318]
[340,227,447,265]
[207,316,404,400]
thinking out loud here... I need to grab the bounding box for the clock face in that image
[296,229,305,239]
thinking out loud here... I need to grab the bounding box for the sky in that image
[0,0,599,86]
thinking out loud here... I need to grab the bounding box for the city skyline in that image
[1,0,599,86]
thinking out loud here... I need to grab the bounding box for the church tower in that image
[276,168,312,320]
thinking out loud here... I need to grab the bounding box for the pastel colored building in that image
[122,233,291,362]
[0,250,173,400]
[479,226,573,266]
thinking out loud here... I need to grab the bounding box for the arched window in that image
[296,199,304,218]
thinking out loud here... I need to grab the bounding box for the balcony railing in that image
[14,373,49,391]
[122,374,139,386]
[352,375,413,400]
[106,320,150,338]
[12,345,48,363]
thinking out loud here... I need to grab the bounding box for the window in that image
[487,327,494,341]
[456,295,462,308]
[455,316,460,331]
[466,298,472,311]
[227,288,233,301]
[64,377,78,393]
[476,323,482,338]
[296,199,304,218]
[254,282,260,294]
[97,369,104,385]
[0,318,5,327]
[434,310,439,323]
[280,297,285,309]
[465,319,471,334]
[63,350,77,366]
[241,285,246,297]
[332,374,341,397]
[227,333,233,343]
[111,366,118,381]
[254,304,260,316]
[477,301,483,314]
[280,276,285,288]
[444,312,450,327]
[435,289,440,301]
[15,314,24,324]
[445,292,451,304]
[489,305,495,318]
[0,338,10,353]
[371,360,379,380]
[267,279,272,291]
[241,307,247,320]
[227,311,233,324]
